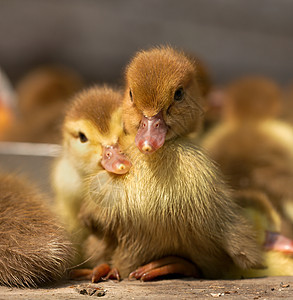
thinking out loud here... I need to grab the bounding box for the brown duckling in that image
[201,76,293,238]
[0,173,73,287]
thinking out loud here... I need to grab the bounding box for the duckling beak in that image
[135,111,168,154]
[264,231,293,254]
[101,144,132,175]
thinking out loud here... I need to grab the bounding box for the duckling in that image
[201,76,293,238]
[1,65,83,144]
[233,190,293,254]
[80,46,263,281]
[224,189,293,278]
[52,86,132,264]
[0,173,73,287]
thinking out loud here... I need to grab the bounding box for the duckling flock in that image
[1,46,293,287]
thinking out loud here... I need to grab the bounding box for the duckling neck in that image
[129,138,182,174]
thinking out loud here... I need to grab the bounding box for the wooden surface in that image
[0,277,293,299]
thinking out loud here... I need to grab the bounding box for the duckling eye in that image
[78,132,88,143]
[174,88,184,101]
[129,89,133,102]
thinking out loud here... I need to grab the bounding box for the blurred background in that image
[1,0,293,85]
[0,0,293,193]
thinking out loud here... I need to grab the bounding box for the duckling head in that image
[123,46,204,154]
[63,86,131,175]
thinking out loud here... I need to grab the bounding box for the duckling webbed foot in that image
[91,263,111,282]
[69,268,93,281]
[91,264,120,282]
[102,267,120,281]
[128,256,200,281]
[69,263,120,283]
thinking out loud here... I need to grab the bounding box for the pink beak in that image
[264,231,293,254]
[101,144,132,175]
[135,111,168,154]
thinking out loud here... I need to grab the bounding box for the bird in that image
[225,189,293,278]
[201,76,293,239]
[1,64,84,144]
[0,173,73,287]
[79,46,263,282]
[52,85,132,266]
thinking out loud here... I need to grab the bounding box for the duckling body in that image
[202,76,293,237]
[82,137,263,279]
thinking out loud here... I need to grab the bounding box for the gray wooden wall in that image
[0,0,293,86]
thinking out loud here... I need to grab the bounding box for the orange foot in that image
[129,256,200,281]
[69,263,120,283]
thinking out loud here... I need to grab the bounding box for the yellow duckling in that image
[226,189,293,278]
[52,85,131,264]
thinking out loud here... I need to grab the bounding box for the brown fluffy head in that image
[123,46,204,140]
[65,86,122,136]
[224,76,282,123]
